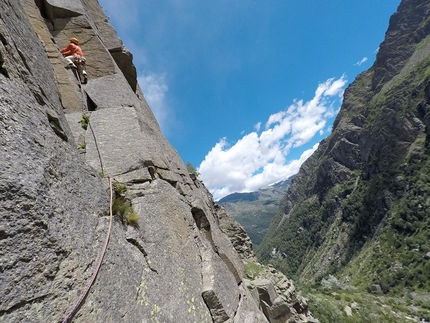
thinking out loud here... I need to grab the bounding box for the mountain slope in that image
[258,0,430,295]
[219,178,292,246]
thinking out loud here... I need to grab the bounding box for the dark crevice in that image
[33,90,45,106]
[201,290,230,323]
[83,260,94,274]
[142,160,155,167]
[0,65,9,78]
[126,237,158,273]
[148,166,156,180]
[192,207,218,250]
[86,93,97,111]
[0,42,8,78]
[34,0,48,19]
[125,178,151,185]
[142,160,170,171]
[192,207,211,231]
[0,227,8,240]
[0,32,7,45]
[126,237,148,256]
[47,112,68,142]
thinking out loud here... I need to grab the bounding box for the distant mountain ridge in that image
[218,191,259,203]
[218,178,293,246]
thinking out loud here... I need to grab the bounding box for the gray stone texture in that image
[243,265,316,323]
[45,0,85,19]
[110,46,138,92]
[1,0,317,322]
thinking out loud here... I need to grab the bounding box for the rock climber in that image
[60,37,88,84]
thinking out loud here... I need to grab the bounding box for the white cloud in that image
[137,72,169,130]
[198,76,347,200]
[354,57,368,66]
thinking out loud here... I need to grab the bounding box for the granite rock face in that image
[0,1,317,322]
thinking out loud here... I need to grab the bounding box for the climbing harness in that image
[61,176,114,323]
[70,62,87,85]
[68,55,87,85]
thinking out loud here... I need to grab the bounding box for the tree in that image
[186,162,200,177]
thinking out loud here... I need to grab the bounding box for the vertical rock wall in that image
[0,0,318,322]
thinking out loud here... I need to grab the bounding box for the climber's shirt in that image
[60,43,83,57]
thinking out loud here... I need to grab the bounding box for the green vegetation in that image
[257,31,430,294]
[113,180,127,195]
[186,162,200,177]
[112,196,140,226]
[80,114,90,130]
[248,10,430,323]
[112,180,140,226]
[125,211,140,226]
[304,288,430,323]
[258,146,430,291]
[257,190,337,278]
[244,262,264,280]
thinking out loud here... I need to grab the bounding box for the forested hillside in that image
[258,0,430,296]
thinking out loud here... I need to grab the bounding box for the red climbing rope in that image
[61,176,114,323]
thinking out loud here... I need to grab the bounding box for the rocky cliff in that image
[258,0,430,294]
[0,1,317,322]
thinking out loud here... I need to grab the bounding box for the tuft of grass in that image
[126,212,140,226]
[186,161,200,178]
[113,181,127,196]
[111,187,140,227]
[244,262,264,280]
[80,114,90,130]
[78,142,86,149]
[112,198,131,216]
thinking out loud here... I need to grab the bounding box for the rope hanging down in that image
[80,82,105,174]
[61,176,114,323]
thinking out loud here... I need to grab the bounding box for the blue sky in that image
[98,0,400,200]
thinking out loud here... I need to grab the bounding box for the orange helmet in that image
[70,37,79,45]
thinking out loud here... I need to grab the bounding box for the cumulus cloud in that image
[137,72,169,130]
[354,57,368,66]
[198,76,347,200]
